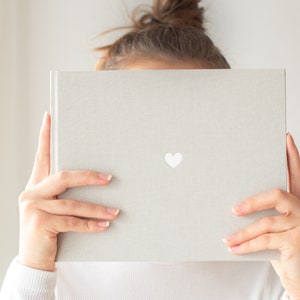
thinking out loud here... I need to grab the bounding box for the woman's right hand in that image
[18,112,120,271]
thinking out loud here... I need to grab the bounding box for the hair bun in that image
[132,0,205,32]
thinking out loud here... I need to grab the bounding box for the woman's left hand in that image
[224,133,300,299]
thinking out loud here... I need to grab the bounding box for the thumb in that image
[286,132,300,198]
[26,112,51,189]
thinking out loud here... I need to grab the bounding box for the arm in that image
[224,133,300,300]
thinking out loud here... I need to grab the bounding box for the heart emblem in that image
[165,153,182,168]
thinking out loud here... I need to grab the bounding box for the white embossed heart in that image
[164,153,182,168]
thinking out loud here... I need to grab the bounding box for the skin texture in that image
[18,59,300,299]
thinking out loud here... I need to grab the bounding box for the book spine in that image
[283,69,288,192]
[50,71,58,174]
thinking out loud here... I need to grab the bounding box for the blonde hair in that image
[93,0,230,70]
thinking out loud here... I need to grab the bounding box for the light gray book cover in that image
[50,69,286,261]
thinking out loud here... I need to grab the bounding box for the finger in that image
[232,189,300,216]
[52,215,112,233]
[26,113,51,188]
[225,216,298,248]
[286,133,300,197]
[32,170,113,199]
[227,232,285,255]
[36,199,120,219]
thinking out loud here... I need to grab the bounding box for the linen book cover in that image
[50,69,286,261]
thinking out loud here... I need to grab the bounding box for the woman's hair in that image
[93,0,230,70]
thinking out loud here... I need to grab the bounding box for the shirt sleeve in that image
[0,257,57,300]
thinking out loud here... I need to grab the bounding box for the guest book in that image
[50,69,286,261]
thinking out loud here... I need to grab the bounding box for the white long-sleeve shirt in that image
[0,258,288,300]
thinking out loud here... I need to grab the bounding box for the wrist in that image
[18,240,57,271]
[17,256,56,272]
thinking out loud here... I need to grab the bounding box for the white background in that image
[0,0,299,285]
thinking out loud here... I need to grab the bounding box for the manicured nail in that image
[288,132,295,142]
[228,246,239,253]
[98,221,110,227]
[232,203,244,214]
[99,173,112,181]
[222,238,228,244]
[224,234,235,243]
[43,112,48,124]
[106,207,120,215]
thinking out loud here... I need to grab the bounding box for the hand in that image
[18,113,120,271]
[223,133,300,299]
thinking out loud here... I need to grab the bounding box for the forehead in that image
[123,58,211,70]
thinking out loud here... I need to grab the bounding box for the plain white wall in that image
[1,0,299,285]
[0,0,23,286]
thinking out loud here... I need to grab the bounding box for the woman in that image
[1,0,300,299]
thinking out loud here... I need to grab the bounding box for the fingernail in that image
[288,132,294,142]
[222,238,228,244]
[106,207,120,215]
[224,234,235,243]
[98,221,110,227]
[43,112,48,124]
[232,203,244,214]
[286,132,294,141]
[99,173,112,181]
[228,246,239,253]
